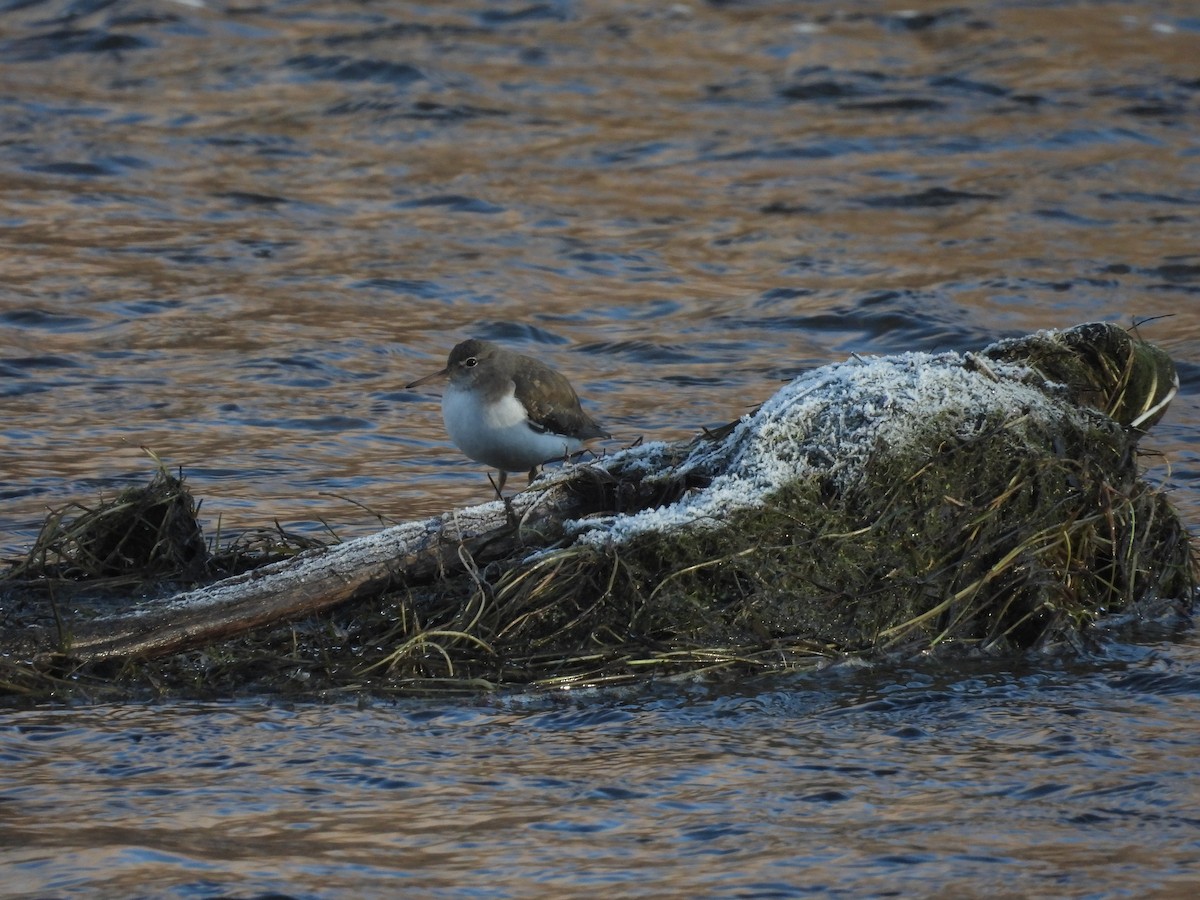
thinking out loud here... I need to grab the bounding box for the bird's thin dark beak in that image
[406,366,449,390]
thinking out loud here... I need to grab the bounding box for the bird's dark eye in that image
[464,357,478,367]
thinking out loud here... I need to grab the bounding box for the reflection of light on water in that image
[4,650,1200,894]
[1,1,1197,567]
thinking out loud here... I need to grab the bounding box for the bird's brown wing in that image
[517,367,608,440]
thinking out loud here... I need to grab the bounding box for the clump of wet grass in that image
[5,459,210,589]
[2,454,327,596]
[985,319,1178,431]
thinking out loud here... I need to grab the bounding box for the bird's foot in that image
[489,471,519,526]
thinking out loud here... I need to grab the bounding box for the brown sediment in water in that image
[0,323,1194,702]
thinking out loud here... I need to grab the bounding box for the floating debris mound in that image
[1,322,1193,699]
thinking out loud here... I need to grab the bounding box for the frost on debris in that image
[573,350,1066,548]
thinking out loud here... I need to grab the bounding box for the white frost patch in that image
[570,350,1073,549]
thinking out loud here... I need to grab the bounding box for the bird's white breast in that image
[442,381,582,473]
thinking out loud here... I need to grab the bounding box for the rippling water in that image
[3,0,1198,542]
[2,0,1199,894]
[4,632,1200,897]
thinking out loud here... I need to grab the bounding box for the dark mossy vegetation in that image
[4,458,323,593]
[571,408,1189,654]
[1,323,1194,702]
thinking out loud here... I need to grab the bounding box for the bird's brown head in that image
[406,338,502,390]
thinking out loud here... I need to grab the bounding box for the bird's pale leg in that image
[489,470,518,526]
[488,470,508,501]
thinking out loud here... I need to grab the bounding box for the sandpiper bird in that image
[406,338,608,492]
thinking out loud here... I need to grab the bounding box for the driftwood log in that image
[3,322,1194,696]
[51,478,616,663]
